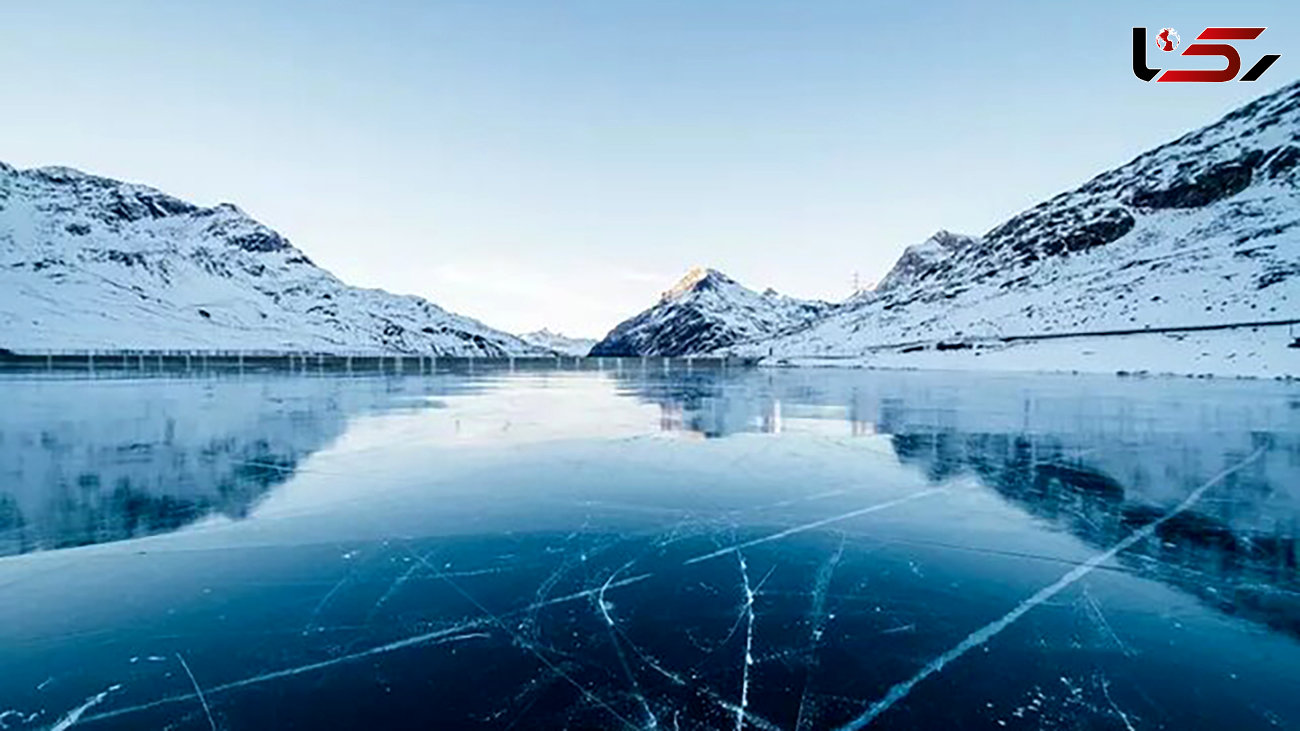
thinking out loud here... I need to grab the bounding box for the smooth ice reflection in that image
[1,366,1299,730]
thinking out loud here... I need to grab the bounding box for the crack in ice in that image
[1082,587,1133,657]
[834,446,1266,730]
[301,554,364,635]
[713,695,784,731]
[1100,675,1137,731]
[175,653,217,731]
[51,684,120,731]
[407,549,643,730]
[735,553,755,731]
[685,488,947,565]
[365,557,425,624]
[598,562,658,728]
[795,536,844,731]
[80,574,649,726]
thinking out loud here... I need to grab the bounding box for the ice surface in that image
[1,366,1299,729]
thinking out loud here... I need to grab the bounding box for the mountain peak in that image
[911,230,976,259]
[924,229,967,246]
[875,230,978,293]
[592,269,830,356]
[664,266,731,301]
[30,165,92,182]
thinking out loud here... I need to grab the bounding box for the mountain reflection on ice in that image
[0,375,489,557]
[1,365,1298,730]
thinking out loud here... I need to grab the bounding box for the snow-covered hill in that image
[873,230,980,294]
[589,267,832,356]
[731,80,1300,376]
[518,329,596,356]
[0,163,542,355]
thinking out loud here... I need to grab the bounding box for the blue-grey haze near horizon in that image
[2,365,1299,729]
[1,0,1296,336]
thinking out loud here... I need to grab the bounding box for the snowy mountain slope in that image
[0,163,542,355]
[588,267,832,356]
[873,230,980,294]
[518,329,597,356]
[730,80,1300,372]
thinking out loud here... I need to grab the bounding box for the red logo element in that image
[1157,28,1180,52]
[1132,27,1280,82]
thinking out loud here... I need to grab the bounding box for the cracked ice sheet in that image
[2,369,1300,729]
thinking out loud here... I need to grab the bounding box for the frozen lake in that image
[2,366,1299,730]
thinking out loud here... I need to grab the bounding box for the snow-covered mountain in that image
[589,267,832,356]
[872,230,980,294]
[731,80,1300,376]
[0,163,542,355]
[518,329,597,356]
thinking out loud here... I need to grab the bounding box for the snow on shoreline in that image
[765,325,1299,379]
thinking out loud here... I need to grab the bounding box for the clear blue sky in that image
[1,1,1295,337]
